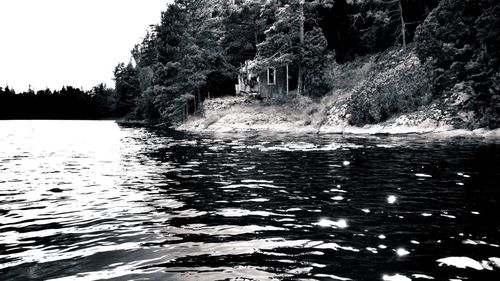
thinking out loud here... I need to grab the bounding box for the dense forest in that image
[113,0,439,122]
[0,84,117,119]
[112,0,499,128]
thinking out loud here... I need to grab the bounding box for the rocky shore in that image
[177,95,500,137]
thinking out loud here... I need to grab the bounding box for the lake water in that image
[1,120,499,281]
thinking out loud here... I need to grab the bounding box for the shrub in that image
[348,62,432,126]
[469,71,500,129]
[134,87,160,121]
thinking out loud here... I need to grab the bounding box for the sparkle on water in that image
[396,248,410,256]
[315,218,348,229]
[382,273,412,281]
[437,256,484,270]
[0,120,499,281]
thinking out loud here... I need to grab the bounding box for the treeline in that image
[0,84,118,120]
[114,0,438,123]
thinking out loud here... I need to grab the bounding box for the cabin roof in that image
[239,54,294,74]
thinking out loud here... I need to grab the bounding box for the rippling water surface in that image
[1,120,499,281]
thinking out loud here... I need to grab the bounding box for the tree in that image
[90,83,118,118]
[254,0,330,96]
[315,0,437,61]
[126,0,236,122]
[219,0,269,68]
[113,62,140,117]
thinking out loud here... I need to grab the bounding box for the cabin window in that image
[267,67,276,85]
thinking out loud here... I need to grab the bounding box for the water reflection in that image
[387,195,397,204]
[315,218,348,229]
[0,120,499,280]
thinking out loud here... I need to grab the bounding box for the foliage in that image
[415,0,500,128]
[89,83,119,117]
[114,62,141,117]
[218,0,269,67]
[301,27,331,97]
[255,1,300,67]
[324,54,377,92]
[117,0,237,123]
[317,0,438,62]
[348,51,432,126]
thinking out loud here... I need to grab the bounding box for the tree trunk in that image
[254,29,259,48]
[286,64,289,96]
[193,95,197,113]
[197,89,201,113]
[336,28,342,44]
[298,67,303,96]
[399,0,406,48]
[298,1,305,95]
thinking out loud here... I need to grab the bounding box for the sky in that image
[0,0,172,92]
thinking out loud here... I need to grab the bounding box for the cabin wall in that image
[235,63,298,98]
[259,66,288,98]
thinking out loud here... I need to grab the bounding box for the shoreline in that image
[177,120,500,138]
[175,98,500,138]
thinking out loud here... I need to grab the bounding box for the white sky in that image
[0,0,171,92]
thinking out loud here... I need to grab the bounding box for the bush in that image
[323,55,378,93]
[134,87,160,121]
[470,71,500,129]
[348,62,432,126]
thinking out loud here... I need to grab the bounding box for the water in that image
[1,120,499,281]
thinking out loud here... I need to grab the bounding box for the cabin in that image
[235,60,298,98]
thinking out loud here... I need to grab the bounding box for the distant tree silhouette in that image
[0,84,119,120]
